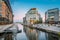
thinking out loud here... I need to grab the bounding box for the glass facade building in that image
[45,8,60,24]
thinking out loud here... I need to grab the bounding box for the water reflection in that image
[0,24,60,40]
[38,31,48,40]
[23,26,39,40]
[48,34,60,40]
[16,24,28,40]
[23,25,60,40]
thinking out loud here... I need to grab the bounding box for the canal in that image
[0,23,60,40]
[16,24,60,40]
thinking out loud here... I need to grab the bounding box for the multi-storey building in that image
[0,0,13,24]
[23,17,27,24]
[23,8,42,24]
[45,8,60,24]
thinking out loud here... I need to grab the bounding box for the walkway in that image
[20,23,60,36]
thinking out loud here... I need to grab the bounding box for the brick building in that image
[0,0,13,24]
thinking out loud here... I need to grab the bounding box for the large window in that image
[0,13,2,17]
[0,4,2,11]
[0,4,2,7]
[59,16,60,21]
[48,12,55,17]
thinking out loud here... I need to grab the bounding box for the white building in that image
[23,8,42,25]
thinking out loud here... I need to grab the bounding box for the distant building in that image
[23,8,42,24]
[0,0,13,24]
[45,8,60,24]
[23,17,27,24]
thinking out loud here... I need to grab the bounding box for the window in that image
[59,16,60,21]
[0,4,2,11]
[48,12,55,17]
[0,13,2,17]
[0,4,2,7]
[33,17,36,19]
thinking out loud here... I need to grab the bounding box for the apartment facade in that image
[45,8,60,24]
[23,8,42,24]
[23,17,27,24]
[0,0,13,24]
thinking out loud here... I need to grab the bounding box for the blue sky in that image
[10,0,60,22]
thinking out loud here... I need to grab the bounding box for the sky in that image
[10,0,60,22]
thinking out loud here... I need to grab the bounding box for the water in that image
[16,24,28,40]
[0,24,60,40]
[16,24,60,40]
